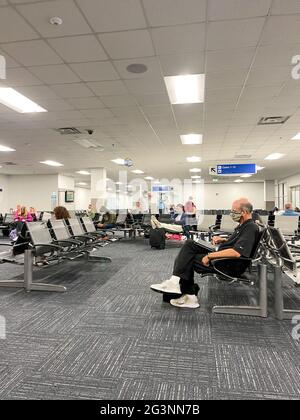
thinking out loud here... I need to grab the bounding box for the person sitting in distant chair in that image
[86,204,96,220]
[151,204,192,238]
[53,206,70,220]
[13,204,21,221]
[15,207,33,222]
[281,203,300,216]
[97,211,117,230]
[29,207,37,222]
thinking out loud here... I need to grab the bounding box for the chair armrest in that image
[34,243,63,251]
[54,239,81,247]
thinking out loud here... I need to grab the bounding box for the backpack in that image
[150,228,166,250]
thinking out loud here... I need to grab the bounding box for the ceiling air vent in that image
[234,154,252,160]
[73,138,104,152]
[56,127,82,135]
[3,162,17,166]
[258,116,290,125]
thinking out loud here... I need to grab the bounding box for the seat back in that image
[81,217,96,233]
[274,216,300,236]
[268,226,297,273]
[26,222,53,245]
[4,213,14,223]
[259,215,269,226]
[142,214,152,226]
[219,215,236,233]
[197,215,218,231]
[116,213,127,225]
[50,219,71,241]
[68,218,85,236]
[42,212,52,222]
[158,214,172,223]
[249,228,267,259]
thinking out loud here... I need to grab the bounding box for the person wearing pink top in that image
[13,204,21,221]
[15,207,33,222]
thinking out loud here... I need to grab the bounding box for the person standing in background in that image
[184,197,198,231]
[185,197,197,216]
[158,196,165,216]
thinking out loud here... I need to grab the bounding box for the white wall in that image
[75,187,91,210]
[0,175,266,214]
[58,175,75,211]
[5,175,58,212]
[0,175,9,214]
[202,182,265,210]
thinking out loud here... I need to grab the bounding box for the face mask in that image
[230,211,242,223]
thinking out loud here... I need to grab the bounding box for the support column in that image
[264,180,275,211]
[91,168,107,210]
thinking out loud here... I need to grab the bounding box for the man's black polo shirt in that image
[218,219,260,258]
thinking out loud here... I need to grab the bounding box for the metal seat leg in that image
[274,265,300,320]
[213,263,268,318]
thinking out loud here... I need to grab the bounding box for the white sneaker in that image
[151,275,181,294]
[170,294,200,309]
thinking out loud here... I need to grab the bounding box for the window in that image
[291,186,300,209]
[276,182,287,209]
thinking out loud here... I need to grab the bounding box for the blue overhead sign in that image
[216,164,257,175]
[152,186,173,193]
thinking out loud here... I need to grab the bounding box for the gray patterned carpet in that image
[0,238,299,400]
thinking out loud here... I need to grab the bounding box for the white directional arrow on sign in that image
[209,166,217,175]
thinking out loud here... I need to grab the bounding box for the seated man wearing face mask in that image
[151,198,260,309]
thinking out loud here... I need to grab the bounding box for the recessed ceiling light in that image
[40,160,63,167]
[77,182,87,186]
[145,176,154,180]
[115,182,123,185]
[76,170,91,176]
[292,132,300,140]
[131,169,144,174]
[111,158,126,165]
[256,166,265,171]
[190,168,202,173]
[191,175,201,179]
[107,188,113,192]
[187,156,202,163]
[192,180,202,184]
[0,145,16,152]
[164,74,205,105]
[265,153,285,160]
[126,63,148,74]
[234,179,244,183]
[0,88,47,113]
[240,174,252,178]
[181,134,203,145]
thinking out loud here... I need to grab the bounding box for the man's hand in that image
[202,255,210,267]
[212,236,226,245]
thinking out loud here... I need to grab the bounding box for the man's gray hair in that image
[240,201,253,214]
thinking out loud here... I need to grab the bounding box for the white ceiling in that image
[0,0,300,184]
